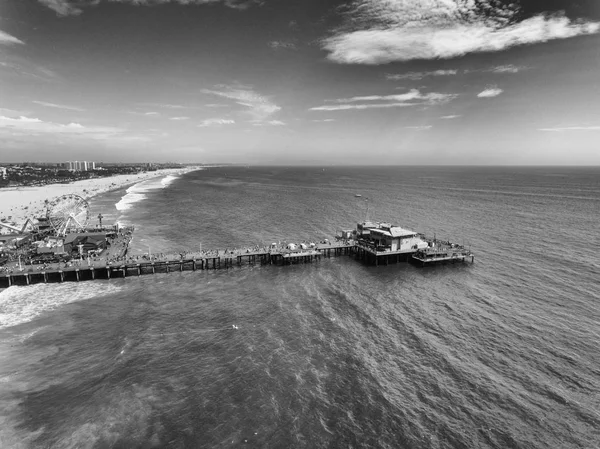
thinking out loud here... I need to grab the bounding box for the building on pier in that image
[356,221,428,253]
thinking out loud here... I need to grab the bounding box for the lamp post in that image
[97,213,103,229]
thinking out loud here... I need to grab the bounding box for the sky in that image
[0,0,599,165]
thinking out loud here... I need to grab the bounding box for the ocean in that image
[0,166,598,449]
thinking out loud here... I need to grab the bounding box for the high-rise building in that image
[66,161,96,171]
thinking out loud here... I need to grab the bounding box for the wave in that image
[115,174,181,212]
[161,175,179,188]
[0,282,124,329]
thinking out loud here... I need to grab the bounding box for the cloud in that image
[0,30,24,45]
[321,1,600,64]
[0,115,122,138]
[0,57,60,82]
[539,126,600,132]
[387,70,457,81]
[311,89,456,111]
[139,103,202,110]
[38,0,258,16]
[252,120,286,126]
[269,40,297,51]
[201,84,280,120]
[312,119,336,122]
[440,115,461,119]
[127,110,160,116]
[170,116,190,120]
[404,126,432,130]
[33,100,85,111]
[198,118,235,127]
[489,65,523,74]
[477,87,503,98]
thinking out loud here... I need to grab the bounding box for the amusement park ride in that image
[0,194,123,266]
[0,194,90,236]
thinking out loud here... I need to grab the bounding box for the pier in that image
[0,238,473,288]
[0,195,474,289]
[0,241,358,288]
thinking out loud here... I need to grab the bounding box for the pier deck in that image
[0,241,357,287]
[0,239,472,288]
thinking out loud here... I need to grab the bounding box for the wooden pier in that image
[0,242,357,288]
[0,240,473,288]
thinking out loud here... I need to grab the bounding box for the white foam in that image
[114,174,181,212]
[161,174,179,188]
[0,282,124,329]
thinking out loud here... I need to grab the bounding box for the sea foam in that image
[115,175,180,212]
[0,282,123,329]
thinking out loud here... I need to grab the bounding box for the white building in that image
[67,161,96,171]
[0,167,7,179]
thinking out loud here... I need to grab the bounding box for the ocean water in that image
[0,166,599,449]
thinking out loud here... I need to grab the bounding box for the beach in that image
[0,167,201,228]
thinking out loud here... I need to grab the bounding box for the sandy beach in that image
[0,167,201,229]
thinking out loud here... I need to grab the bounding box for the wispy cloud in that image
[311,89,456,111]
[489,65,524,74]
[201,84,280,121]
[33,100,85,112]
[170,116,190,121]
[539,126,600,132]
[198,118,235,127]
[0,115,121,138]
[0,108,26,116]
[139,103,202,110]
[404,126,432,130]
[0,30,24,45]
[38,0,259,17]
[312,119,336,122]
[477,87,503,98]
[389,66,525,80]
[387,70,457,81]
[269,40,297,51]
[0,57,59,82]
[440,115,461,119]
[127,110,160,116]
[252,120,286,126]
[322,1,600,64]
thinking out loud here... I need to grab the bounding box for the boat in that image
[355,194,362,197]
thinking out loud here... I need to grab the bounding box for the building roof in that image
[389,227,417,237]
[371,226,417,238]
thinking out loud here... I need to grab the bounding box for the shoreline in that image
[0,167,202,228]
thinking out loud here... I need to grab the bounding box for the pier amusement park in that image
[0,193,474,288]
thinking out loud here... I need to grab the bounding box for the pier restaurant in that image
[356,222,428,253]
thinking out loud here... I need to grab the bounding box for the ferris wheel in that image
[46,194,90,235]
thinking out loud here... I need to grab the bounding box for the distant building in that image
[66,161,96,171]
[0,167,6,179]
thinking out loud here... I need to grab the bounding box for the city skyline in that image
[1,0,599,165]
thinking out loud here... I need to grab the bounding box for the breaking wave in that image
[0,282,124,329]
[115,175,180,212]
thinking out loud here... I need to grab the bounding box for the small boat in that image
[355,194,362,197]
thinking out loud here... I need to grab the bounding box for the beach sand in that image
[0,167,200,229]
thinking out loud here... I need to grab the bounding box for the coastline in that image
[0,167,202,228]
